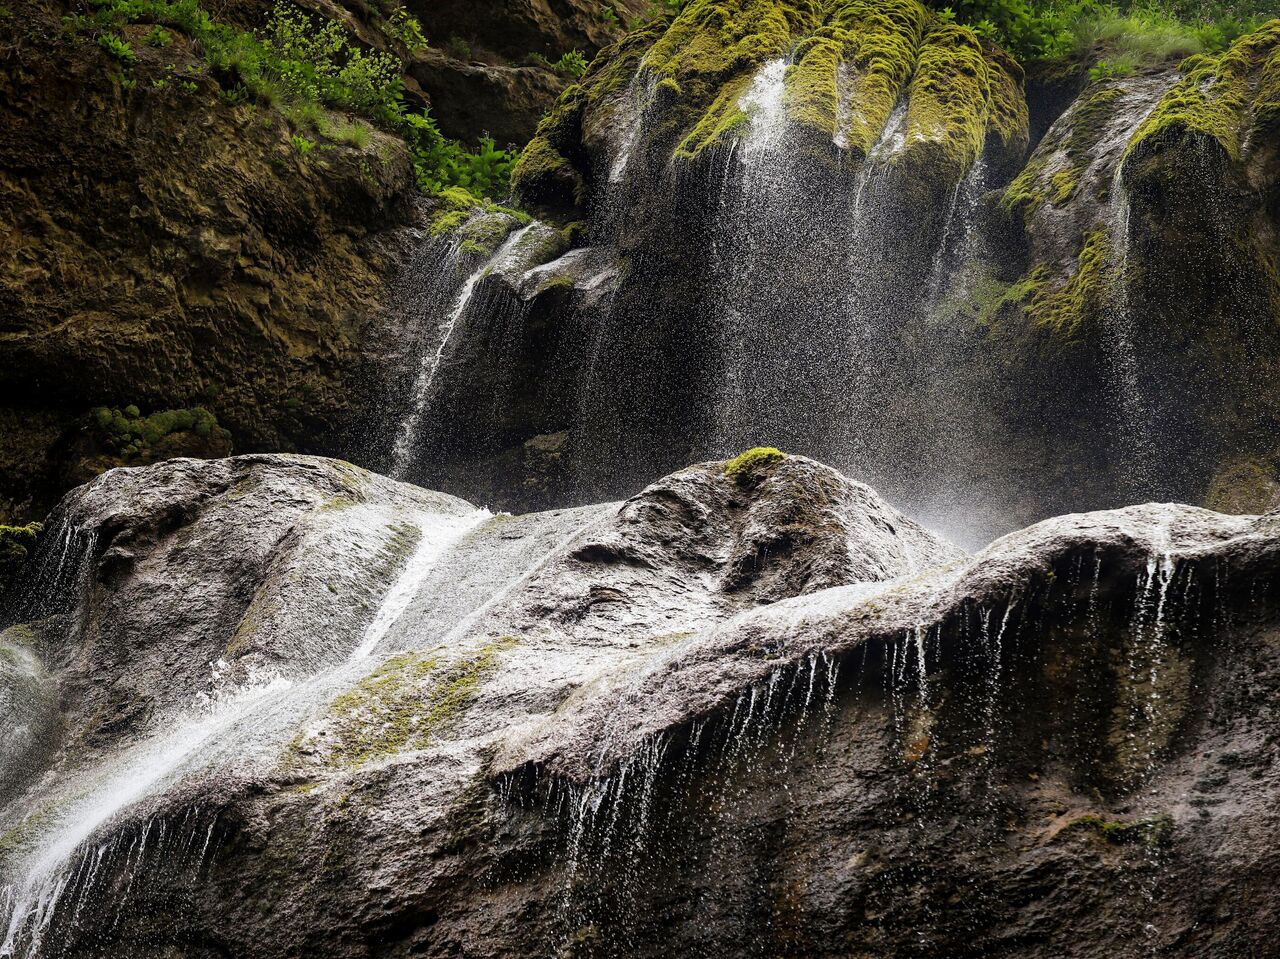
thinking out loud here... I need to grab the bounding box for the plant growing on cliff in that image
[383,5,427,52]
[553,50,590,77]
[74,0,517,199]
[97,32,136,62]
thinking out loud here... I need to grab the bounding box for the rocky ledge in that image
[0,451,1277,957]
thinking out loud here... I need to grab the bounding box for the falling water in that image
[390,223,538,479]
[1105,165,1160,497]
[0,498,493,956]
[0,668,291,957]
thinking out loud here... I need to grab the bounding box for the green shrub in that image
[927,0,1269,62]
[97,32,136,62]
[444,34,470,59]
[384,5,427,52]
[552,49,589,77]
[1089,57,1136,79]
[75,0,518,199]
[144,23,171,45]
[291,133,316,153]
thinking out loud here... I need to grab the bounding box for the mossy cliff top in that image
[512,0,1028,213]
[1127,19,1280,165]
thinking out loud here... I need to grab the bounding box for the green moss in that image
[894,22,989,179]
[724,446,786,481]
[513,20,664,209]
[1204,454,1280,513]
[429,187,529,251]
[1016,228,1114,339]
[86,404,228,459]
[1127,21,1280,164]
[651,0,812,159]
[1067,813,1174,847]
[318,636,520,767]
[0,523,41,569]
[1001,81,1120,216]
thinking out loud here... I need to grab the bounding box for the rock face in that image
[0,0,641,524]
[392,6,1280,542]
[1,452,1278,957]
[0,0,428,523]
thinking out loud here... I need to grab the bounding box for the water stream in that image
[390,223,539,479]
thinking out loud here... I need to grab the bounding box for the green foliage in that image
[291,133,316,153]
[384,5,427,52]
[553,49,590,77]
[143,23,170,45]
[1088,56,1135,79]
[445,34,471,59]
[927,0,1271,62]
[600,5,621,27]
[0,524,42,571]
[97,32,136,62]
[74,0,517,199]
[88,405,225,459]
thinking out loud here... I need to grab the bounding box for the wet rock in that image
[0,452,1278,957]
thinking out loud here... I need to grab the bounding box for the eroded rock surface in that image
[0,452,1277,957]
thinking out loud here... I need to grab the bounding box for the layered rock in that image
[0,452,1278,956]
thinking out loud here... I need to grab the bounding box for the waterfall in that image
[390,223,539,480]
[1105,164,1160,498]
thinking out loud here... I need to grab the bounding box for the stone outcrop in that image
[0,452,1277,956]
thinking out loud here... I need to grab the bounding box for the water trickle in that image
[390,223,538,479]
[608,72,660,185]
[349,507,492,660]
[1104,165,1160,497]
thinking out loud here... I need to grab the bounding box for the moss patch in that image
[1067,813,1174,847]
[724,446,786,481]
[1014,228,1115,340]
[0,522,41,596]
[310,636,520,768]
[1127,21,1280,164]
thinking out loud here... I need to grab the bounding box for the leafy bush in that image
[445,34,471,59]
[97,32,136,62]
[384,5,427,52]
[75,0,517,199]
[143,23,170,45]
[930,0,1271,62]
[553,49,589,77]
[291,133,316,153]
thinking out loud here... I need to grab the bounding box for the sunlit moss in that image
[1127,20,1280,163]
[724,446,786,481]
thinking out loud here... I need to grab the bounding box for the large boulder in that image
[0,452,1278,957]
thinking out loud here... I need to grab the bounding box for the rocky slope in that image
[0,451,1277,956]
[4,0,1279,545]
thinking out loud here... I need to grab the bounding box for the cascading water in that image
[390,222,540,480]
[0,503,490,957]
[1104,164,1161,500]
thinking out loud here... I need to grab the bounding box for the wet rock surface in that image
[0,452,1277,957]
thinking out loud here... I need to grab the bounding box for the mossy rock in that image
[1066,813,1174,848]
[1204,454,1280,514]
[0,522,42,595]
[724,446,786,482]
[1127,21,1280,165]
